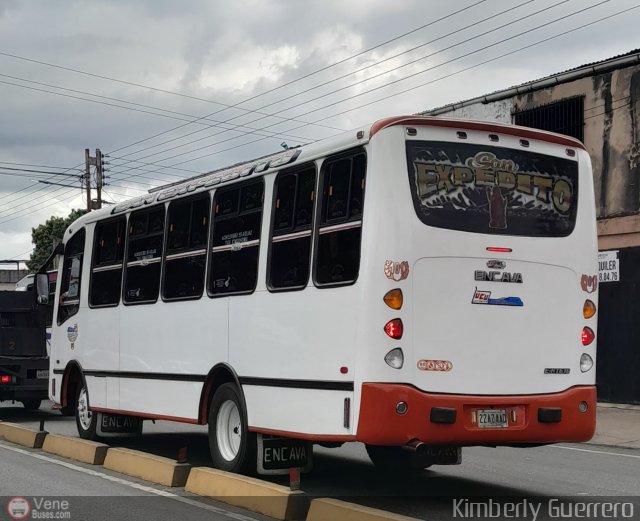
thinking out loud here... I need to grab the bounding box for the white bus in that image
[48,116,598,473]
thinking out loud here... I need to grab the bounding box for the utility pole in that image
[84,148,106,211]
[84,148,92,212]
[95,148,103,210]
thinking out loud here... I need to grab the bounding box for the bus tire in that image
[208,383,256,474]
[365,445,432,471]
[75,385,99,440]
[21,399,41,410]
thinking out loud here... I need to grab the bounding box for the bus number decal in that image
[384,260,409,281]
[580,274,597,293]
[417,359,453,372]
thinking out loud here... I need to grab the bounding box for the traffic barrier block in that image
[0,422,47,448]
[306,498,421,521]
[42,433,109,465]
[185,467,308,521]
[103,447,190,487]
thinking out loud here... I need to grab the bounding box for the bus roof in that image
[67,115,586,232]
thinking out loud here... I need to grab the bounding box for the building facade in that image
[421,50,640,403]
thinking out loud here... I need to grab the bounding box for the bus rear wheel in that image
[365,445,432,471]
[75,385,99,440]
[208,383,256,474]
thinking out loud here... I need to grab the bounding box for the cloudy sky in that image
[0,0,638,263]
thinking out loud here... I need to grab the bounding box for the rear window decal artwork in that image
[407,142,578,237]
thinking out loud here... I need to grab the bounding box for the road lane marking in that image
[0,442,258,521]
[552,445,640,460]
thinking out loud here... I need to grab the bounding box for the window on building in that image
[315,150,366,286]
[163,195,210,300]
[513,96,584,142]
[57,229,86,324]
[124,206,165,304]
[209,181,264,296]
[90,217,126,307]
[268,165,316,290]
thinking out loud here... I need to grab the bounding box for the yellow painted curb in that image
[185,467,308,521]
[307,498,421,521]
[42,433,109,465]
[0,422,47,448]
[103,447,190,487]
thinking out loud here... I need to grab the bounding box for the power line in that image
[0,3,497,205]
[0,2,487,158]
[104,1,537,175]
[3,87,635,227]
[0,2,631,222]
[108,0,611,177]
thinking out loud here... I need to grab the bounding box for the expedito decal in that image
[581,274,598,293]
[472,288,523,307]
[417,359,453,372]
[408,142,578,236]
[67,323,78,343]
[384,260,410,281]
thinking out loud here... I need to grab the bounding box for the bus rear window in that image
[406,141,578,237]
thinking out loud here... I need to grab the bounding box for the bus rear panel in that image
[355,119,597,448]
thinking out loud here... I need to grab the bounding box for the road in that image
[1,401,639,520]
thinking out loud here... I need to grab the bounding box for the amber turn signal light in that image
[383,289,403,310]
[583,299,596,319]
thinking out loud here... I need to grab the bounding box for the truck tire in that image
[208,383,256,474]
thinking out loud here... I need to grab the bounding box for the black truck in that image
[0,282,50,410]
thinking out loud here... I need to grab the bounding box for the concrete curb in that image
[307,498,421,521]
[103,447,191,487]
[42,433,109,465]
[185,467,307,521]
[0,422,47,448]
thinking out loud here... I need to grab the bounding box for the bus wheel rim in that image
[77,387,92,430]
[216,399,241,462]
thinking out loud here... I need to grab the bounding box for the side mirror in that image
[35,273,50,305]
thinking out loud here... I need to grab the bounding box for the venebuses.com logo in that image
[6,497,71,520]
[7,497,30,520]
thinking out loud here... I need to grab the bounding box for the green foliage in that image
[27,208,86,272]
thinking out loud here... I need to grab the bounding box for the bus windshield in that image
[406,140,578,237]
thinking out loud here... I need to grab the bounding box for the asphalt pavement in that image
[1,400,638,520]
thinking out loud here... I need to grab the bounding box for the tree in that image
[27,209,86,272]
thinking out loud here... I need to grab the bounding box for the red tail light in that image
[581,327,595,346]
[486,247,512,253]
[0,375,11,384]
[384,319,403,339]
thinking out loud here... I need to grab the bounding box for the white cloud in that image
[0,0,638,259]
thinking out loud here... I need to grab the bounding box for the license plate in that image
[36,370,49,379]
[257,435,313,475]
[477,409,508,428]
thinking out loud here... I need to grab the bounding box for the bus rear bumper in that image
[356,384,596,446]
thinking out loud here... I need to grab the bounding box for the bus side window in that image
[124,206,165,304]
[57,229,86,324]
[89,217,125,307]
[268,166,316,290]
[209,180,264,296]
[163,194,209,300]
[315,151,366,286]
